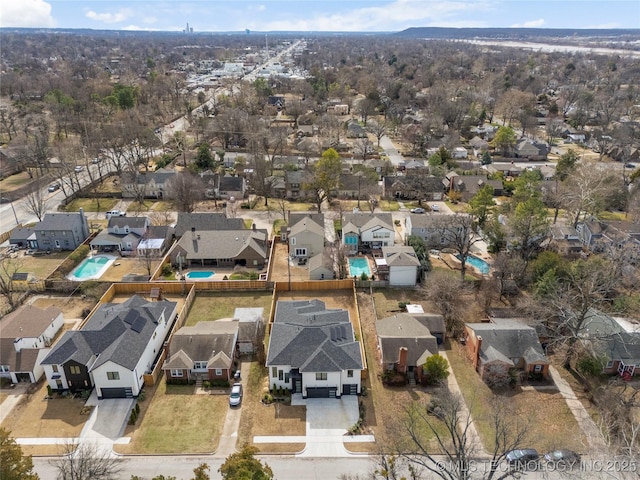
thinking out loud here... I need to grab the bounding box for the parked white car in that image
[106,210,126,218]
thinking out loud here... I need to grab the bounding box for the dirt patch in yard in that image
[30,295,97,320]
[0,382,88,444]
[185,291,273,325]
[270,242,310,282]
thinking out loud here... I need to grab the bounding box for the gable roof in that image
[0,305,62,338]
[289,215,325,237]
[108,216,149,229]
[266,300,363,372]
[37,212,86,231]
[41,295,176,371]
[289,213,324,229]
[382,246,420,267]
[163,320,238,370]
[343,213,393,235]
[467,318,548,364]
[376,313,438,366]
[174,213,245,237]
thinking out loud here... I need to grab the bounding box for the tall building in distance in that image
[184,22,193,34]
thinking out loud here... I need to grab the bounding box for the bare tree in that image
[167,172,205,213]
[52,440,122,480]
[399,389,531,480]
[353,137,375,162]
[0,256,24,311]
[432,214,482,279]
[368,120,387,148]
[22,181,49,221]
[561,160,613,228]
[423,270,470,337]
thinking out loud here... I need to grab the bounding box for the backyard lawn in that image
[115,379,227,454]
[1,251,69,281]
[61,197,119,213]
[184,291,273,325]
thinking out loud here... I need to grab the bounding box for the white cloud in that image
[510,18,545,28]
[85,8,133,24]
[250,0,494,32]
[0,0,54,28]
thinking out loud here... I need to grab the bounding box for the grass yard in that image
[0,171,33,192]
[372,288,438,321]
[31,295,97,319]
[115,379,227,454]
[185,292,273,325]
[380,199,401,211]
[0,383,88,445]
[446,341,586,453]
[249,197,315,212]
[237,361,306,453]
[243,218,254,229]
[1,251,69,282]
[61,197,119,213]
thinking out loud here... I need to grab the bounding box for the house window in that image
[278,370,283,380]
[284,373,290,383]
[294,248,307,256]
[347,370,354,378]
[107,372,120,380]
[533,365,543,373]
[171,369,183,377]
[272,367,278,378]
[0,365,9,373]
[69,366,80,375]
[124,227,130,233]
[316,372,327,381]
[194,361,207,370]
[345,236,357,245]
[215,369,223,376]
[52,365,59,373]
[291,237,297,245]
[606,360,614,369]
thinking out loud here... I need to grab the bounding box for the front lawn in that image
[0,171,34,192]
[185,292,273,325]
[61,197,119,213]
[446,341,586,453]
[115,379,227,454]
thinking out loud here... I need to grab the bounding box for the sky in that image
[1,0,639,32]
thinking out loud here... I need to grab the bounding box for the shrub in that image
[212,379,229,388]
[262,393,273,404]
[161,263,173,276]
[422,354,450,385]
[47,385,53,397]
[135,402,140,414]
[360,272,369,281]
[202,381,211,389]
[398,302,407,311]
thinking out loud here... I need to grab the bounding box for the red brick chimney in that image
[398,347,408,374]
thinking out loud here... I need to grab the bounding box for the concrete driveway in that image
[81,393,134,445]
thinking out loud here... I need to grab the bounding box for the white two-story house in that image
[342,212,395,255]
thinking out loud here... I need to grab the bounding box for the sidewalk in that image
[548,366,607,451]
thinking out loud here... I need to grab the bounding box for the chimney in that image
[398,347,408,374]
[163,341,170,357]
[473,335,482,370]
[252,223,256,231]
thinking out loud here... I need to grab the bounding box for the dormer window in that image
[124,227,130,233]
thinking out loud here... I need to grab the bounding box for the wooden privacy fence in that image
[274,278,354,292]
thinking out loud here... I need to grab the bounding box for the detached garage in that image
[381,246,420,286]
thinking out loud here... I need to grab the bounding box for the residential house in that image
[485,164,522,178]
[375,246,420,286]
[470,125,497,140]
[137,225,174,257]
[121,169,176,199]
[549,224,582,256]
[382,173,444,201]
[217,175,246,200]
[565,133,586,144]
[41,295,177,398]
[0,305,63,383]
[464,318,550,388]
[469,136,490,154]
[296,125,315,137]
[308,249,336,280]
[452,147,468,159]
[404,159,426,169]
[266,300,363,398]
[234,307,265,355]
[346,120,367,138]
[514,139,549,161]
[443,173,503,201]
[577,219,640,257]
[288,214,325,259]
[162,319,238,383]
[90,216,150,255]
[169,227,268,269]
[376,313,439,384]
[576,310,640,378]
[405,213,471,250]
[285,170,312,199]
[337,173,380,200]
[173,213,245,239]
[342,213,395,254]
[9,210,90,251]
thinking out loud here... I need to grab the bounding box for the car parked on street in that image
[506,448,539,468]
[544,449,580,468]
[229,383,242,407]
[74,165,84,173]
[430,204,440,212]
[410,207,426,214]
[48,183,61,192]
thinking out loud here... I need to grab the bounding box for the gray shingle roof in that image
[41,295,176,371]
[266,300,363,372]
[173,229,267,261]
[343,213,393,232]
[467,318,547,364]
[174,213,245,238]
[37,212,86,231]
[163,320,238,370]
[376,313,439,366]
[382,246,420,267]
[108,216,149,229]
[1,305,62,338]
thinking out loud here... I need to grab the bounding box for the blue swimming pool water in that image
[349,257,371,277]
[457,254,490,275]
[185,271,215,280]
[69,256,114,280]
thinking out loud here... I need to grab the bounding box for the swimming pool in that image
[68,255,116,281]
[185,271,215,280]
[349,257,371,277]
[456,254,490,275]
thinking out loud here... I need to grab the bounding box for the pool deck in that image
[67,254,117,281]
